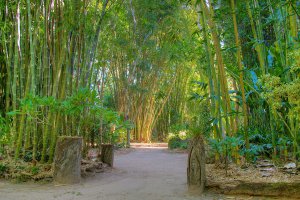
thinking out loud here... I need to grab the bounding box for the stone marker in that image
[187,135,206,194]
[53,136,82,184]
[101,144,114,167]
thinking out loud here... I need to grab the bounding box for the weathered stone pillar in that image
[101,144,114,167]
[187,135,206,193]
[53,136,82,184]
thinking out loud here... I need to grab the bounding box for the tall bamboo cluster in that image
[0,0,111,162]
[103,0,193,142]
[194,0,299,160]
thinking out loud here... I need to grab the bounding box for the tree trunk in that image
[187,135,206,194]
[53,136,82,184]
[101,144,114,167]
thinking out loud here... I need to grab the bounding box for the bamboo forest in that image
[0,0,299,199]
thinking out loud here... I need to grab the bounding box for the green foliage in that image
[188,100,211,137]
[23,151,41,162]
[260,74,300,158]
[0,116,11,152]
[240,144,267,162]
[168,135,188,150]
[208,139,222,158]
[209,129,279,162]
[16,88,128,129]
[237,127,278,160]
[167,123,189,149]
[5,88,133,161]
[170,124,188,137]
[30,166,40,175]
[0,163,8,176]
[209,136,244,160]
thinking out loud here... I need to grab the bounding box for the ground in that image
[0,146,285,200]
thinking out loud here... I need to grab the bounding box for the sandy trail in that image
[0,147,271,200]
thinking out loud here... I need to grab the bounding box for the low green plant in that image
[168,135,188,149]
[170,124,188,137]
[0,116,11,154]
[239,144,265,162]
[209,136,244,162]
[167,123,189,150]
[31,166,40,175]
[208,138,222,157]
[0,163,8,176]
[23,151,41,162]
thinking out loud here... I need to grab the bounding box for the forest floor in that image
[0,145,295,200]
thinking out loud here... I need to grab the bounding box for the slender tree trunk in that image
[230,0,249,149]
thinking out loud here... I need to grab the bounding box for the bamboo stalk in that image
[200,0,233,136]
[230,0,249,150]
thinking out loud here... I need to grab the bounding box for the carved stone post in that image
[53,136,82,184]
[187,135,206,193]
[101,144,114,167]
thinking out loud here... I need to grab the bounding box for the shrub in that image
[0,163,8,176]
[168,135,188,150]
[31,166,40,175]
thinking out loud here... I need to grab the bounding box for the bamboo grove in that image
[0,0,299,164]
[193,0,300,161]
[0,0,117,162]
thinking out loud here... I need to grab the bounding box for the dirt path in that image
[0,147,274,200]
